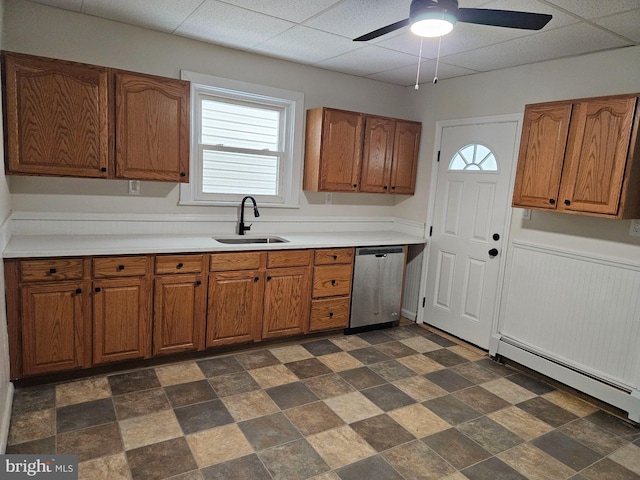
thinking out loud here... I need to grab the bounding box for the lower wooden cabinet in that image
[5,248,355,379]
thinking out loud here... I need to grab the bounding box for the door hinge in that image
[437,150,441,162]
[422,297,426,308]
[429,226,433,237]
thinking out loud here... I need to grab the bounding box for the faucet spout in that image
[239,196,259,235]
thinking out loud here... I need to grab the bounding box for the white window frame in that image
[179,71,304,207]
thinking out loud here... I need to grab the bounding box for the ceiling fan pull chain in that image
[414,37,424,90]
[434,36,442,84]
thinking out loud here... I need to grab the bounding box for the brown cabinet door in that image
[319,109,363,191]
[560,97,637,215]
[3,52,110,177]
[512,102,572,209]
[93,277,151,364]
[207,271,264,347]
[263,266,311,339]
[21,281,90,376]
[115,71,189,182]
[360,116,394,193]
[154,275,206,355]
[390,120,421,194]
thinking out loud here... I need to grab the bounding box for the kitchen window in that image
[180,71,304,207]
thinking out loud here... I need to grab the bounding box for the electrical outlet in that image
[325,193,332,205]
[128,180,140,195]
[630,219,640,237]
[522,209,531,221]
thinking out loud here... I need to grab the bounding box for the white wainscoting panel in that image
[499,241,640,392]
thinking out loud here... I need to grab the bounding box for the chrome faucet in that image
[239,195,259,235]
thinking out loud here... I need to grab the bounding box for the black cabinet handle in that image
[100,167,107,172]
[176,263,183,269]
[195,280,202,286]
[267,276,272,281]
[549,198,556,205]
[384,186,388,190]
[331,279,336,286]
[329,312,334,318]
[95,287,101,293]
[564,199,571,206]
[353,184,357,188]
[254,277,259,282]
[333,255,338,260]
[49,268,57,274]
[75,288,82,294]
[118,265,125,271]
[391,186,396,190]
[180,172,186,177]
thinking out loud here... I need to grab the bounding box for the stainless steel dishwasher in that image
[349,245,406,331]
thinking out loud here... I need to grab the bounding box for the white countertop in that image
[3,231,426,258]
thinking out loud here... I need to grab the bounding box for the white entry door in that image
[423,118,519,349]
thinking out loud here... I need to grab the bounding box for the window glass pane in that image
[201,99,280,151]
[448,143,498,172]
[202,150,279,195]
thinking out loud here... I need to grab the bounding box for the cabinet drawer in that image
[310,297,350,331]
[155,254,204,274]
[267,250,312,268]
[210,252,265,271]
[20,258,84,282]
[315,248,354,265]
[93,256,149,277]
[313,264,352,298]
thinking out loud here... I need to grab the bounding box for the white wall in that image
[0,0,15,453]
[3,0,422,223]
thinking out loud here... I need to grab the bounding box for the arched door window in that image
[448,143,498,172]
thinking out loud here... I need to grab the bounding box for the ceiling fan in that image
[354,0,553,41]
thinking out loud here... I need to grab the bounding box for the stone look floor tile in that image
[234,350,280,370]
[580,458,640,480]
[453,385,511,414]
[399,335,443,353]
[543,390,599,417]
[335,455,403,480]
[156,362,206,387]
[329,335,370,351]
[339,367,386,390]
[174,399,235,434]
[57,398,116,433]
[382,440,458,480]
[78,453,131,480]
[207,371,261,397]
[57,422,123,462]
[423,394,482,426]
[5,436,56,454]
[285,358,333,379]
[393,375,448,402]
[307,425,376,469]
[55,376,112,407]
[349,346,392,365]
[270,344,314,363]
[397,354,445,375]
[238,412,301,451]
[498,443,576,480]
[119,409,183,450]
[488,406,555,441]
[8,408,55,445]
[197,356,244,378]
[10,385,55,416]
[532,430,603,471]
[284,401,345,436]
[482,377,539,404]
[113,388,170,420]
[221,389,280,422]
[303,373,356,399]
[301,339,343,357]
[200,453,271,480]
[350,414,415,451]
[360,383,416,412]
[374,341,418,358]
[423,428,492,470]
[451,363,503,384]
[187,424,253,468]
[127,437,197,480]
[317,352,364,372]
[259,438,330,480]
[266,381,319,409]
[389,403,451,438]
[456,416,524,454]
[560,418,629,455]
[164,380,217,408]
[425,369,476,392]
[324,391,384,424]
[608,443,640,474]
[108,369,160,395]
[249,364,298,389]
[368,360,416,382]
[448,344,486,361]
[423,349,469,368]
[461,456,528,480]
[517,397,579,428]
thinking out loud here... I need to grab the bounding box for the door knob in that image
[488,248,499,257]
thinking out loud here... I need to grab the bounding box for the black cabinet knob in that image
[331,279,336,286]
[75,288,82,294]
[353,184,357,188]
[118,265,125,271]
[180,172,186,177]
[564,199,571,206]
[333,255,338,260]
[100,167,107,172]
[49,268,57,274]
[384,186,388,190]
[176,263,183,269]
[549,199,556,205]
[195,280,202,286]
[254,277,259,282]
[267,276,272,281]
[391,186,396,190]
[95,287,101,293]
[329,312,334,318]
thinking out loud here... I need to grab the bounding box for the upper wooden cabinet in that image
[304,107,421,194]
[513,93,640,218]
[2,51,190,182]
[115,71,189,182]
[2,52,110,178]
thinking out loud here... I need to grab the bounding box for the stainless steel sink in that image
[214,236,289,244]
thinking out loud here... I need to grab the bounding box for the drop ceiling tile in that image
[304,0,409,39]
[82,0,203,32]
[541,0,640,19]
[175,0,295,49]
[216,0,343,23]
[479,0,579,28]
[29,0,82,11]
[442,22,632,72]
[316,45,418,76]
[250,26,359,64]
[594,10,640,43]
[367,59,478,87]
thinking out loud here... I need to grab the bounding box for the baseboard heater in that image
[491,335,640,423]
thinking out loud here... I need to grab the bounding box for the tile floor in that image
[6,323,640,480]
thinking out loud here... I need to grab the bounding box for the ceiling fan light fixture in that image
[410,11,456,37]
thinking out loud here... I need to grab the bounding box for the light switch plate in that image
[630,219,640,236]
[128,180,140,195]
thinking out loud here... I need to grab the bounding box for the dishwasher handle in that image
[375,253,387,258]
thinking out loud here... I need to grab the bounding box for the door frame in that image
[416,114,524,349]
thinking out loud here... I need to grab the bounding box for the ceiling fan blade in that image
[353,18,410,41]
[457,8,552,30]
